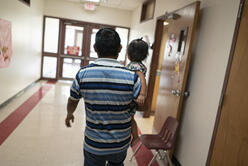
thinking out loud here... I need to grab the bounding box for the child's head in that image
[94,28,121,58]
[127,38,148,62]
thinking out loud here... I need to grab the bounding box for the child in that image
[127,38,149,146]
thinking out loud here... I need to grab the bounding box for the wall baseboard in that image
[0,79,41,109]
[172,155,182,166]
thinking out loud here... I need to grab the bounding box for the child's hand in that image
[136,95,146,105]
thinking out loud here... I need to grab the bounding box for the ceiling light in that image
[163,21,169,26]
[83,0,100,3]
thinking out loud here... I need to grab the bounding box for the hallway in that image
[0,0,246,165]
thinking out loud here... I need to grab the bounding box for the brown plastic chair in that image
[130,116,179,166]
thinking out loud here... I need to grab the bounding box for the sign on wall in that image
[0,19,12,68]
[67,46,80,56]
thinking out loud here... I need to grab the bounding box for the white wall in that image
[0,0,43,104]
[130,0,240,165]
[44,0,132,28]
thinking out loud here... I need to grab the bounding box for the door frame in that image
[206,0,246,165]
[143,1,200,117]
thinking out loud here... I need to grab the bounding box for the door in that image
[41,16,130,80]
[208,0,248,165]
[59,22,85,79]
[151,2,200,132]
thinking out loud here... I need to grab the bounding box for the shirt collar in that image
[94,58,124,67]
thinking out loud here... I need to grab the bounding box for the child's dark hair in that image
[128,38,148,62]
[95,28,121,57]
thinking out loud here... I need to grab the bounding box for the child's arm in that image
[135,71,147,105]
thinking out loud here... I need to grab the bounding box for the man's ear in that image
[94,44,98,52]
[118,45,122,53]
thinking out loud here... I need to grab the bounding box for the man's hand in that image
[66,98,79,128]
[65,113,74,127]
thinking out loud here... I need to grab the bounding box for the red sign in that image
[84,2,96,11]
[67,46,80,56]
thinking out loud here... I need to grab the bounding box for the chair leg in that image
[129,142,142,161]
[148,151,159,166]
[158,150,164,160]
[164,150,173,166]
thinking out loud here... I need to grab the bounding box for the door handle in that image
[171,90,190,97]
[171,90,181,96]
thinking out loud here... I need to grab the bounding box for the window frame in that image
[140,0,156,23]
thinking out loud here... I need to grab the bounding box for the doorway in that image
[41,16,130,80]
[143,2,200,134]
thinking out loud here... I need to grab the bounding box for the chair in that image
[130,116,179,166]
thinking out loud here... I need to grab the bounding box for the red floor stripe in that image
[0,83,53,146]
[132,128,159,166]
[46,80,57,84]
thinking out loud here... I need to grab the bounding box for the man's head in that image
[94,28,121,58]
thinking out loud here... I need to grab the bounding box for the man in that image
[65,28,141,166]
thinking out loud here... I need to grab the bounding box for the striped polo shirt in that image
[70,58,141,155]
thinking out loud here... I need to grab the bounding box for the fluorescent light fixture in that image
[84,0,100,3]
[163,21,169,26]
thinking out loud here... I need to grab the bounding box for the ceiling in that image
[66,0,146,11]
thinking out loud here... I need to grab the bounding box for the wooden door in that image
[208,0,248,165]
[153,2,200,132]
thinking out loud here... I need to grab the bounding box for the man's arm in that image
[65,97,79,127]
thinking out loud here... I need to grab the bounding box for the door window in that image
[44,18,60,53]
[116,27,129,62]
[64,25,84,56]
[62,58,81,78]
[42,56,57,78]
[90,28,99,58]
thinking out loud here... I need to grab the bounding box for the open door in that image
[145,2,200,132]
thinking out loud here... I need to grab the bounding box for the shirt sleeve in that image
[128,73,141,115]
[70,71,83,100]
[128,62,144,73]
[133,73,141,99]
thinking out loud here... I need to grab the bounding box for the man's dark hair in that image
[95,28,121,57]
[127,38,148,62]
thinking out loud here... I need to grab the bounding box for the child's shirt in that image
[127,62,147,76]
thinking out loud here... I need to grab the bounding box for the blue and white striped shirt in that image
[70,58,141,155]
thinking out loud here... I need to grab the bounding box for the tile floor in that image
[0,80,169,166]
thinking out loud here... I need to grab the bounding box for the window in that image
[44,18,60,53]
[42,56,57,78]
[41,16,130,80]
[140,0,156,22]
[116,27,129,62]
[64,25,84,56]
[62,58,81,78]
